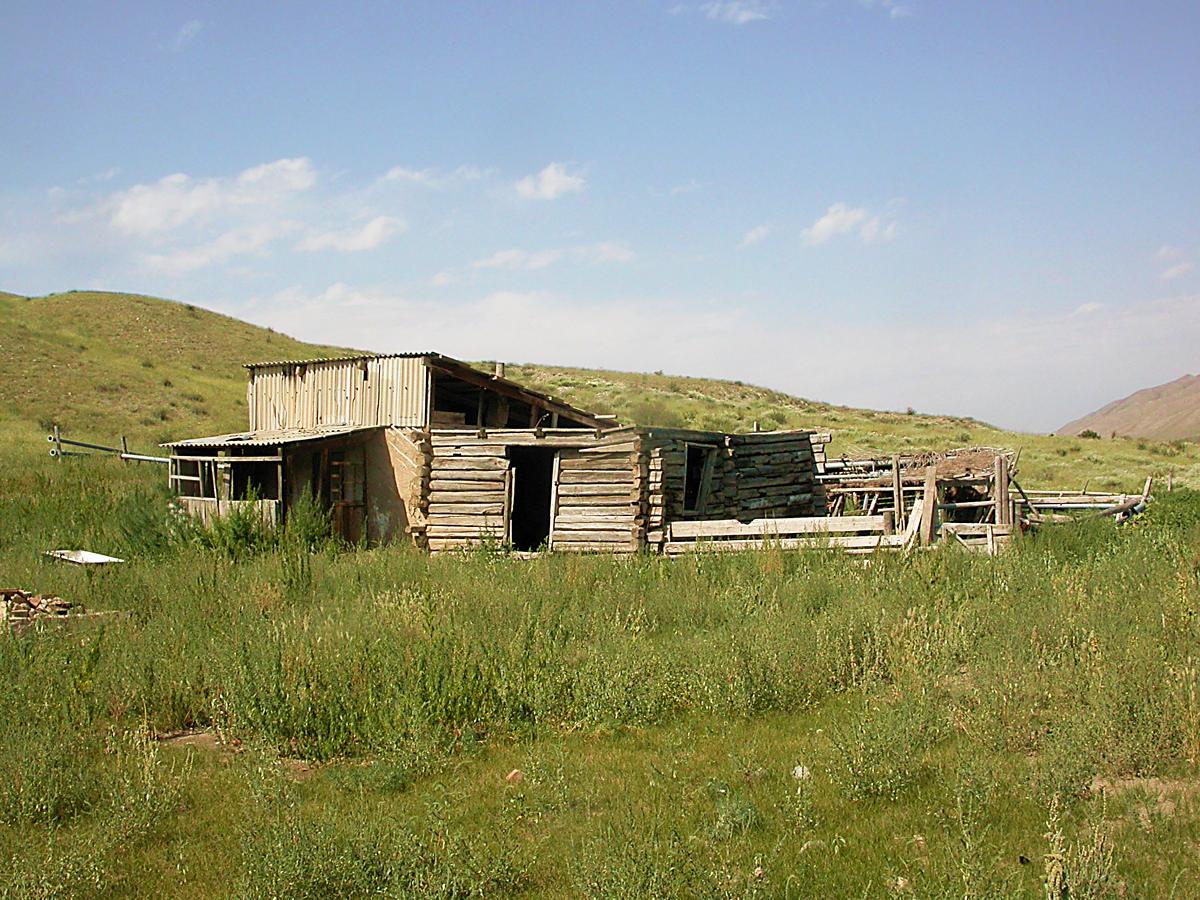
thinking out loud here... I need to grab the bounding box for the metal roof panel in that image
[161,425,377,449]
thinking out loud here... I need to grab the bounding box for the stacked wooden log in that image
[426,435,508,552]
[552,436,642,552]
[731,432,827,517]
[808,431,832,473]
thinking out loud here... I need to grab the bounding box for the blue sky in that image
[2,1,1197,431]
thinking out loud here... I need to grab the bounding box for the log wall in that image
[425,429,642,553]
[643,429,826,552]
[552,434,641,553]
[421,427,823,554]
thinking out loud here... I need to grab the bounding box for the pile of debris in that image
[2,588,78,633]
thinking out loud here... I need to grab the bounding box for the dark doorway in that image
[508,447,557,551]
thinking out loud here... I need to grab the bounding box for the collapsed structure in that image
[164,353,827,552]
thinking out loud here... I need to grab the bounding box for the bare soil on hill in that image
[1059,374,1200,441]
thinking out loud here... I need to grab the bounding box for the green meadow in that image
[4,446,1200,897]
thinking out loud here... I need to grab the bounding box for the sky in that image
[1,1,1198,432]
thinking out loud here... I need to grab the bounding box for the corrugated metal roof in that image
[161,425,376,449]
[244,352,440,369]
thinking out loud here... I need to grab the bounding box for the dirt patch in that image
[1090,775,1200,818]
[156,728,241,754]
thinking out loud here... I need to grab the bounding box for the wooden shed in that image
[164,353,826,553]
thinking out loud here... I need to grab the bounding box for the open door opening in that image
[508,447,557,551]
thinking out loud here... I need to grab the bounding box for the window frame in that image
[682,442,719,515]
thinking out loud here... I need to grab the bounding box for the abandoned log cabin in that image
[163,352,827,553]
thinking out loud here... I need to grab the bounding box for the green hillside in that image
[0,290,347,450]
[2,289,1197,490]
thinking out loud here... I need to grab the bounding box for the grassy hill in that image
[2,289,1198,490]
[0,290,347,450]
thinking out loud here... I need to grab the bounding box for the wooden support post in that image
[994,456,1011,527]
[882,510,895,536]
[53,424,62,462]
[891,454,904,520]
[1168,470,1174,493]
[1142,475,1153,500]
[120,436,128,464]
[919,465,938,546]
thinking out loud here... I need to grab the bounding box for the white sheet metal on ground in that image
[44,550,126,565]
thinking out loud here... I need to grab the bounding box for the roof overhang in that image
[161,425,377,450]
[426,356,617,429]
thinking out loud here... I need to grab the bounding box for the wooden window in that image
[329,451,364,504]
[683,443,717,514]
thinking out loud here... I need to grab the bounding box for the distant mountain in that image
[1058,375,1200,441]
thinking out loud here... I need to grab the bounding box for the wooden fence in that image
[663,499,925,556]
[175,497,278,528]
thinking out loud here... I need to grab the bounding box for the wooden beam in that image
[919,465,938,546]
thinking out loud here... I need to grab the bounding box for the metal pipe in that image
[46,435,121,453]
[120,452,170,464]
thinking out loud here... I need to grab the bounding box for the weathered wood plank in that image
[428,470,507,484]
[553,529,635,542]
[431,457,509,471]
[919,466,938,546]
[556,484,640,497]
[429,479,506,492]
[556,470,638,484]
[429,490,507,504]
[665,533,903,554]
[429,445,508,458]
[669,515,886,540]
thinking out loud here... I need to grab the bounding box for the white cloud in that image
[169,20,204,52]
[700,1,771,25]
[382,166,438,186]
[468,241,634,272]
[740,224,770,248]
[802,202,896,245]
[143,221,296,275]
[381,164,486,188]
[106,157,316,235]
[1073,302,1104,315]
[430,271,460,287]
[670,180,704,195]
[1156,245,1184,261]
[296,216,405,253]
[514,162,586,200]
[1161,262,1195,281]
[471,248,564,271]
[581,241,636,264]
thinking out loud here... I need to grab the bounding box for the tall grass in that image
[3,450,1200,893]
